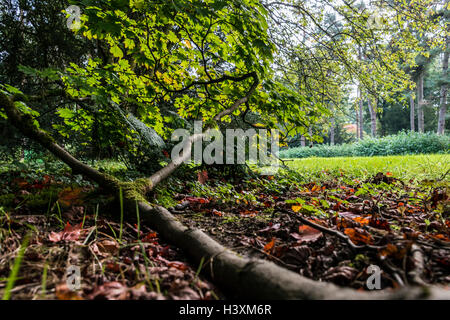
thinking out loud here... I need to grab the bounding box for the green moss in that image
[21,115,56,146]
[37,129,56,145]
[116,178,151,203]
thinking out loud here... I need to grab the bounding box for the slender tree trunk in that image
[357,47,364,140]
[438,39,449,135]
[358,96,364,139]
[417,72,425,133]
[410,94,415,132]
[368,98,377,137]
[308,127,313,147]
[356,106,360,140]
[330,117,335,145]
[300,135,306,147]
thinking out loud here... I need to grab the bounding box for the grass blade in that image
[3,233,30,300]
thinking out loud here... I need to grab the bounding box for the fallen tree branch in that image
[0,92,118,190]
[2,91,450,299]
[145,72,259,193]
[140,203,450,299]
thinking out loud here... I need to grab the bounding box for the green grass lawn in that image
[285,154,449,182]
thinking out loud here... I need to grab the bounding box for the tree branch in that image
[0,91,118,189]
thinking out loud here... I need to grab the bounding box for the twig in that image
[408,244,427,286]
[382,259,406,286]
[280,208,386,251]
[240,244,299,271]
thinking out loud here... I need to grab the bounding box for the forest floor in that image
[0,154,449,299]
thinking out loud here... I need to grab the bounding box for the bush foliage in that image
[281,132,450,159]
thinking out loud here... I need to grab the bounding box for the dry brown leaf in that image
[48,222,82,243]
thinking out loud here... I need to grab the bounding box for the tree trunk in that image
[359,93,364,139]
[417,73,425,133]
[438,39,449,135]
[357,47,364,140]
[308,127,313,147]
[368,98,377,137]
[300,135,306,147]
[356,106,360,140]
[410,94,415,132]
[330,117,335,145]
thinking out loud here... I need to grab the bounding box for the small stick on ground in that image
[408,244,427,286]
[280,208,386,251]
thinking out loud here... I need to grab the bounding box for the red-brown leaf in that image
[291,225,323,243]
[48,222,82,242]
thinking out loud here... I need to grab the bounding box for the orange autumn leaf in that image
[240,209,257,217]
[353,216,370,225]
[142,232,158,242]
[433,234,450,242]
[344,228,373,245]
[291,205,302,212]
[379,243,398,258]
[337,218,352,229]
[386,172,393,176]
[263,238,275,253]
[55,283,84,300]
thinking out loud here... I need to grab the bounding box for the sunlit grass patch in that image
[285,154,449,182]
